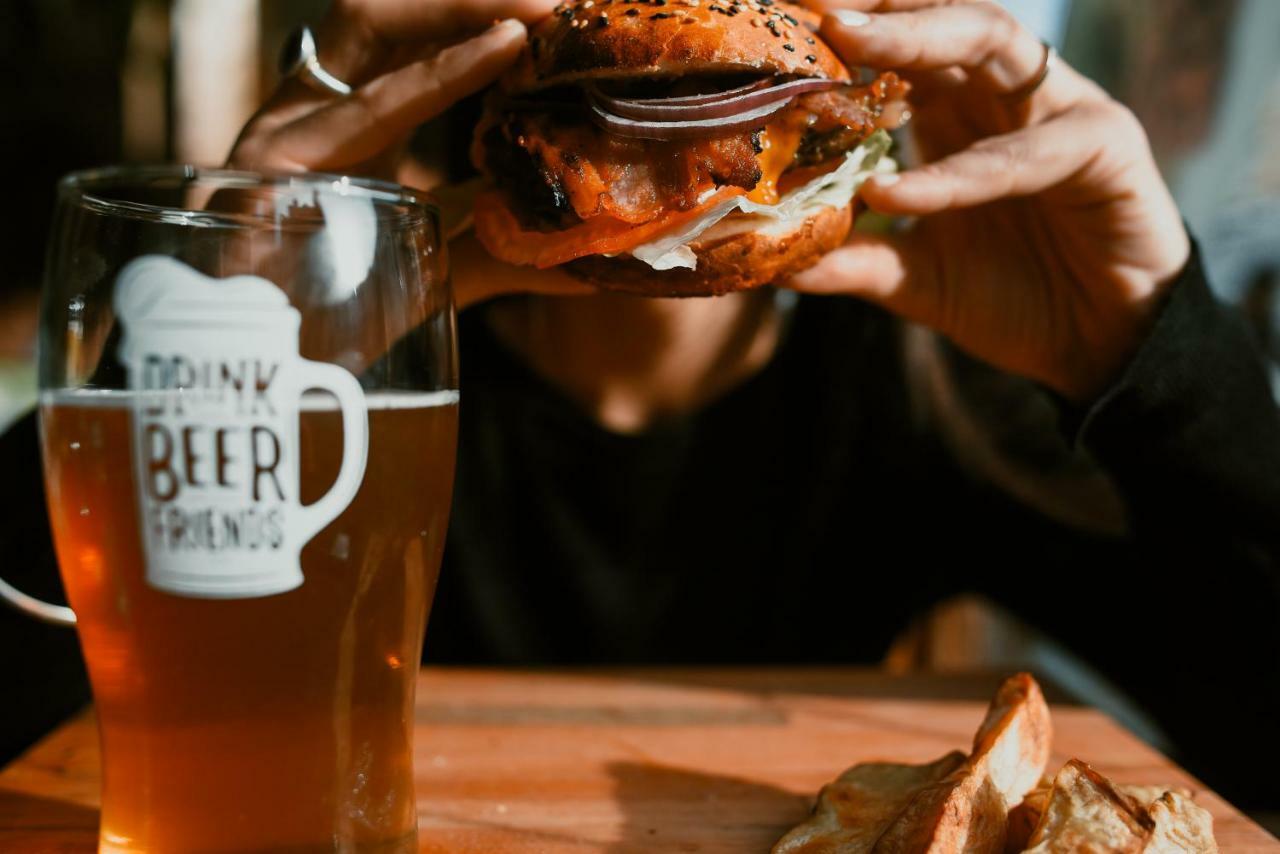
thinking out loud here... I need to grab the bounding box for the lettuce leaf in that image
[630,130,895,272]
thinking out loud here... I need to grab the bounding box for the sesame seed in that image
[626,7,640,14]
[651,10,673,17]
[783,43,795,51]
[805,36,815,44]
[805,54,817,63]
[583,0,593,7]
[783,13,797,24]
[750,16,759,25]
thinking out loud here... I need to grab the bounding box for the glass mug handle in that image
[0,361,369,628]
[0,577,76,626]
[295,358,369,543]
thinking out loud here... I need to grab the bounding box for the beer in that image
[40,390,459,853]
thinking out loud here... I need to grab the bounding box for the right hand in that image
[791,0,1191,403]
[228,0,593,310]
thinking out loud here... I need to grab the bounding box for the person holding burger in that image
[28,0,1280,807]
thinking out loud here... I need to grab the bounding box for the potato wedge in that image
[773,753,967,854]
[773,673,1051,854]
[1145,791,1218,853]
[871,674,1052,853]
[773,674,1218,854]
[1023,760,1152,853]
[1016,764,1214,853]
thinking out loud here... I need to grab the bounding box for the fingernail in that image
[832,10,872,27]
[870,173,900,187]
[490,18,526,37]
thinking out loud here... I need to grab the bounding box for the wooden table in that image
[2,668,1276,852]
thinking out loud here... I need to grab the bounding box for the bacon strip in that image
[488,115,762,226]
[475,72,910,258]
[475,186,747,269]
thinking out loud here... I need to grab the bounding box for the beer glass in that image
[18,166,457,852]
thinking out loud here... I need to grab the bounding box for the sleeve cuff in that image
[1053,239,1274,454]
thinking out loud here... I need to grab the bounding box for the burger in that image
[471,0,910,296]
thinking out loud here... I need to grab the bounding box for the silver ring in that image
[279,25,353,97]
[1004,39,1056,102]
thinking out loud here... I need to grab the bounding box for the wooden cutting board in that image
[1,668,1276,852]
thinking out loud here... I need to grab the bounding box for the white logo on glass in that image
[114,256,369,599]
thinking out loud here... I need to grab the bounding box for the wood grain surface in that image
[1,668,1276,852]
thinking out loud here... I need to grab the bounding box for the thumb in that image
[450,232,595,312]
[787,231,941,328]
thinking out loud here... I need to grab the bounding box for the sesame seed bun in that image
[504,0,850,94]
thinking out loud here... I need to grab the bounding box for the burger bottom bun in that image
[564,202,855,298]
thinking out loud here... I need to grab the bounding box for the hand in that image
[228,0,592,310]
[791,0,1190,402]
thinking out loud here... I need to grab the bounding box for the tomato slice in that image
[474,188,746,269]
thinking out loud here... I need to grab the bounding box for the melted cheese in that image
[748,110,811,205]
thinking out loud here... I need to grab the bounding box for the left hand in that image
[228,0,594,311]
[791,0,1190,402]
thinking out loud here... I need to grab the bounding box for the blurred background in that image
[1,0,1278,823]
[3,0,1278,417]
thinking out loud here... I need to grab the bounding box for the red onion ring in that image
[588,97,795,141]
[643,78,773,106]
[589,78,840,122]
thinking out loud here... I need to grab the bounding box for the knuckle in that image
[1091,100,1149,150]
[1109,102,1147,139]
[406,55,447,104]
[912,162,952,188]
[974,0,1018,38]
[330,0,369,28]
[417,51,445,81]
[973,135,1029,177]
[1003,138,1033,173]
[227,136,264,170]
[966,1,1021,69]
[347,92,381,129]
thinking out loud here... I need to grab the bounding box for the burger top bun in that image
[504,0,850,94]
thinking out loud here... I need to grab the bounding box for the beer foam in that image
[40,388,459,410]
[299,390,458,411]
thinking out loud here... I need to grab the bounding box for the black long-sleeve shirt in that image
[3,245,1278,808]
[427,244,1280,807]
